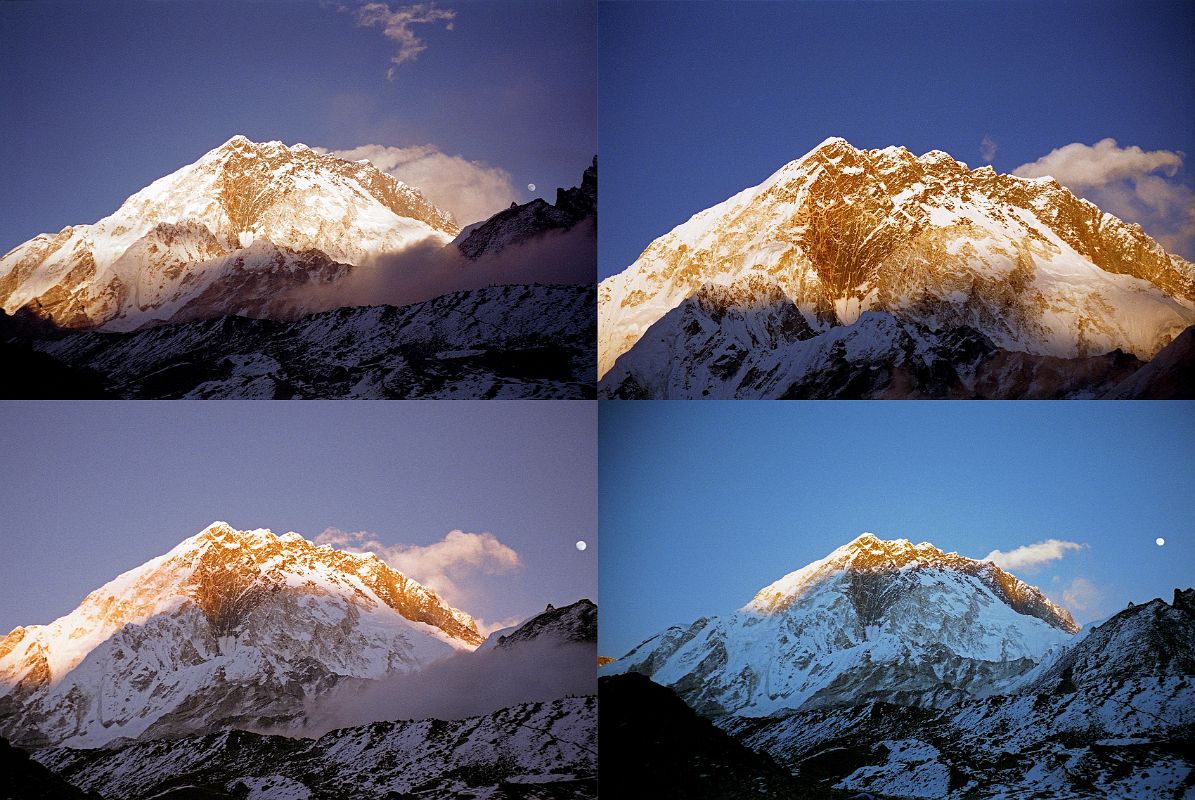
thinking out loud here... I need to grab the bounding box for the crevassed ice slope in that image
[0,522,481,747]
[0,136,458,330]
[599,137,1195,377]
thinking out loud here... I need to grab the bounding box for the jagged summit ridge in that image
[599,136,1195,387]
[747,532,1077,633]
[0,521,481,747]
[0,136,458,331]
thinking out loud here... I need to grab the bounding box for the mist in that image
[298,638,596,737]
[285,219,595,313]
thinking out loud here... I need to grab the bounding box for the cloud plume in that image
[355,2,456,79]
[315,528,522,614]
[984,539,1085,571]
[1013,138,1195,258]
[320,143,516,226]
[1060,576,1100,614]
[300,637,596,736]
[281,215,595,311]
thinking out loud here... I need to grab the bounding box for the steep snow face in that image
[0,522,482,747]
[599,137,1195,380]
[603,534,1075,717]
[0,136,457,330]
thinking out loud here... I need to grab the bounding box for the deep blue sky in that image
[598,1,1195,279]
[599,402,1195,657]
[0,0,595,251]
[0,402,596,635]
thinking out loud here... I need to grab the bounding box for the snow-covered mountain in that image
[22,599,600,800]
[725,587,1195,799]
[603,533,1076,717]
[0,522,482,748]
[21,283,595,399]
[3,154,599,399]
[599,137,1195,398]
[0,136,457,331]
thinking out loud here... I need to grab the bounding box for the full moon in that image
[575,540,587,551]
[1156,537,1166,546]
[527,183,536,192]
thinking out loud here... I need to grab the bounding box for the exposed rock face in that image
[599,137,1195,398]
[603,534,1076,718]
[0,522,481,748]
[455,157,597,260]
[0,136,457,331]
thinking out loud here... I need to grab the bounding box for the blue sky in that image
[0,402,596,635]
[599,402,1195,657]
[0,0,595,249]
[599,1,1195,278]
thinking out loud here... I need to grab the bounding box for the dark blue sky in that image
[599,402,1195,657]
[0,0,595,250]
[0,402,596,635]
[599,1,1195,279]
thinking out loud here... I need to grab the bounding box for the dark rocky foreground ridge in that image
[2,284,595,399]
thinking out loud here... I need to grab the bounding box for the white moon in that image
[527,183,536,192]
[1156,537,1166,546]
[575,540,587,551]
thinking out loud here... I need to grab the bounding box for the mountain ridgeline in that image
[1,138,598,399]
[0,523,598,799]
[599,137,1195,398]
[602,534,1195,798]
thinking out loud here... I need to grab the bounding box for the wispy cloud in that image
[319,143,515,225]
[1060,577,1100,614]
[984,539,1085,572]
[314,528,522,616]
[1013,138,1195,258]
[980,134,998,163]
[354,2,456,79]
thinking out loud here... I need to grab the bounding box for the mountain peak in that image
[745,533,1077,633]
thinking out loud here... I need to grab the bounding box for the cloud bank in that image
[984,539,1085,571]
[300,637,596,736]
[355,2,456,79]
[1013,139,1195,259]
[319,143,517,226]
[315,528,522,619]
[283,216,595,312]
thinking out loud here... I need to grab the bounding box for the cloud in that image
[355,2,456,79]
[280,215,595,311]
[320,143,516,225]
[983,539,1085,572]
[299,637,596,736]
[1013,139,1195,258]
[1013,139,1181,187]
[314,528,522,613]
[980,134,998,163]
[1060,577,1100,614]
